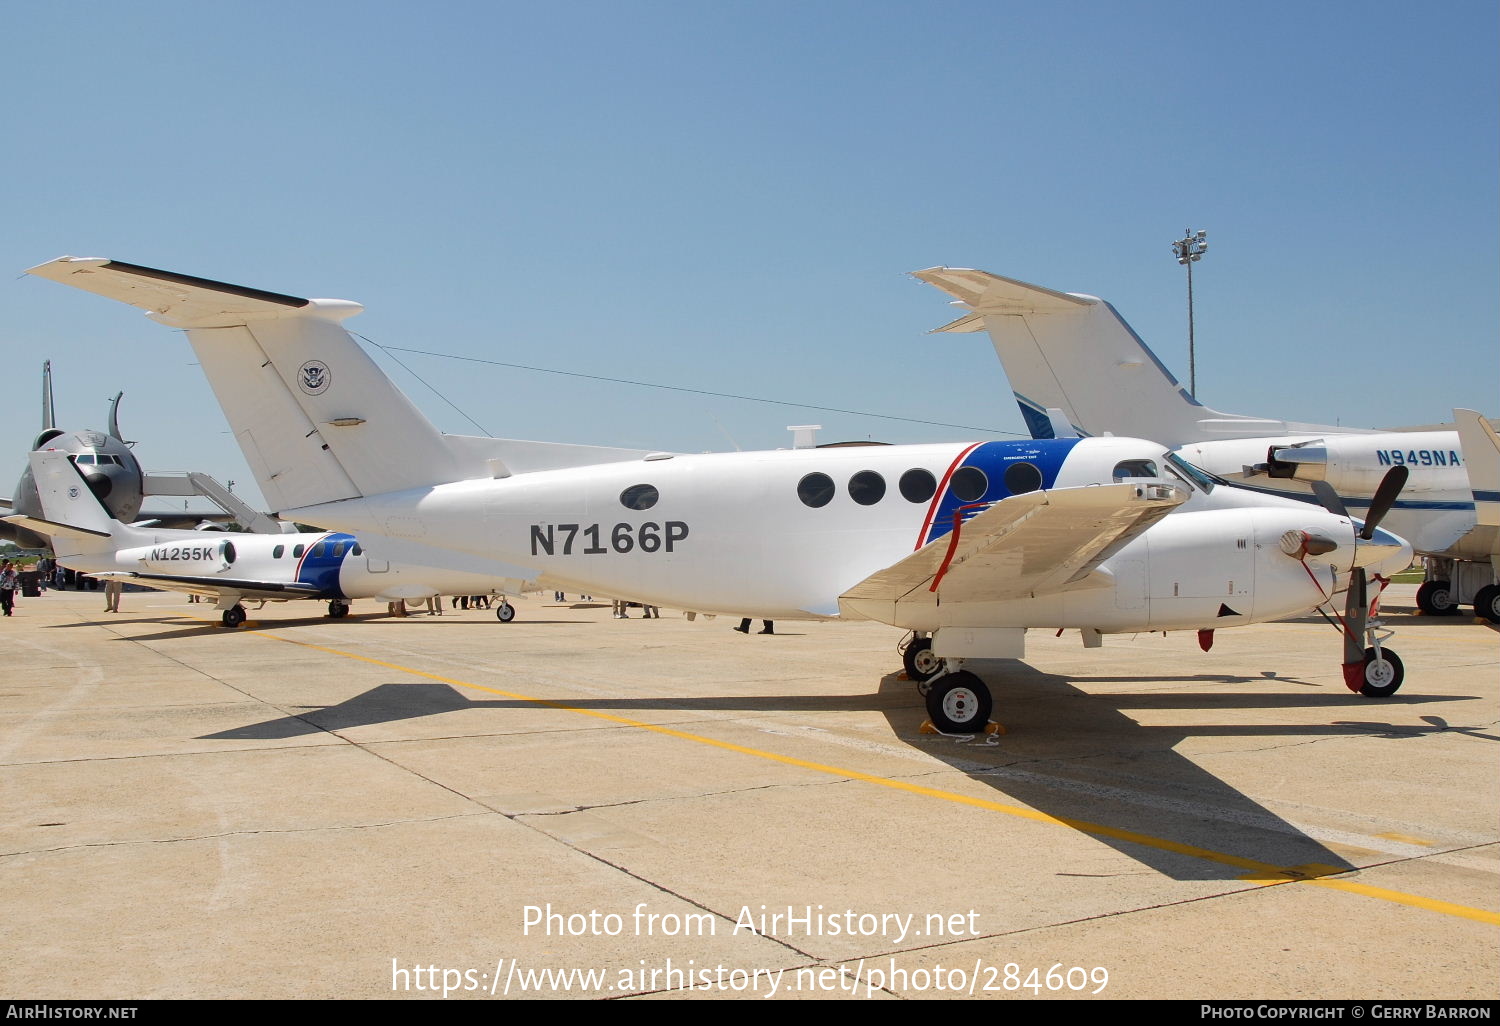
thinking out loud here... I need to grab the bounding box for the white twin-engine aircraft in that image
[26,257,1415,732]
[9,449,531,627]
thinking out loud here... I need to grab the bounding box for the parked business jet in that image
[913,267,1498,621]
[9,448,533,626]
[26,257,1415,731]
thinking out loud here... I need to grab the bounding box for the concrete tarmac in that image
[1,585,1495,1000]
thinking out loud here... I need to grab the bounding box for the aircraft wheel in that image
[1358,648,1404,698]
[902,637,943,683]
[924,671,993,733]
[1472,584,1500,624]
[222,605,247,629]
[495,601,516,623]
[1415,580,1459,616]
[327,600,350,618]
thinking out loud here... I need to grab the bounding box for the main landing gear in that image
[327,600,351,618]
[924,669,993,733]
[902,634,996,733]
[1473,584,1500,625]
[1415,580,1459,616]
[900,634,943,689]
[221,604,247,629]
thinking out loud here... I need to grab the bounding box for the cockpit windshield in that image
[1163,452,1224,493]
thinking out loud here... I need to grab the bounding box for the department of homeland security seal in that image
[298,360,332,396]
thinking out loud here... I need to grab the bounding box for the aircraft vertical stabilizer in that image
[27,257,655,511]
[5,450,123,556]
[912,267,1340,447]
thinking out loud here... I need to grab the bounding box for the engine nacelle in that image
[1265,432,1466,494]
[123,539,237,572]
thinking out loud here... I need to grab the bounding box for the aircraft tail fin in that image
[1455,408,1500,533]
[912,267,1331,446]
[26,257,657,514]
[3,450,129,556]
[27,257,466,512]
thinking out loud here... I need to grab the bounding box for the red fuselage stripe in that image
[916,442,983,550]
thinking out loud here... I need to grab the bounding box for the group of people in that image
[0,559,81,616]
[612,598,659,618]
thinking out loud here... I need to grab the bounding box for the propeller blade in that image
[1361,465,1409,539]
[1310,480,1348,519]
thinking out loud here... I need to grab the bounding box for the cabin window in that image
[899,468,936,503]
[312,542,325,557]
[848,470,886,506]
[797,472,836,508]
[1004,462,1043,494]
[273,545,285,559]
[221,541,236,565]
[293,544,305,558]
[352,543,363,556]
[951,466,988,502]
[620,484,659,511]
[332,542,346,557]
[1112,459,1158,480]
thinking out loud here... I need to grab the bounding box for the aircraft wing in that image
[89,571,324,603]
[839,482,1185,621]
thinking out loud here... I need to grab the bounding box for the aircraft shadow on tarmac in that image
[199,663,1485,884]
[876,661,1485,883]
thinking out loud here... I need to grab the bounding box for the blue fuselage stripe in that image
[293,532,356,598]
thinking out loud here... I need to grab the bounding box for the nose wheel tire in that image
[221,605,247,629]
[1358,648,1404,697]
[902,637,942,683]
[924,671,993,733]
[495,601,516,623]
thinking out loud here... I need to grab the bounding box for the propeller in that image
[1309,466,1409,691]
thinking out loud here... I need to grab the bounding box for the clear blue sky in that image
[4,0,1495,510]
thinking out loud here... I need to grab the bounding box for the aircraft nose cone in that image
[83,470,113,500]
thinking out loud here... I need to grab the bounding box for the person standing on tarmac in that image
[0,561,18,616]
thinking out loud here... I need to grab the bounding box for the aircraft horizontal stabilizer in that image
[2,513,110,542]
[25,257,325,329]
[839,481,1186,621]
[911,268,1091,316]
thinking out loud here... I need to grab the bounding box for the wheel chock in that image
[919,720,1006,735]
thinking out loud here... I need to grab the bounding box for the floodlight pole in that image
[1172,228,1208,397]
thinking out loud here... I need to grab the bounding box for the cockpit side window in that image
[1112,459,1158,480]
